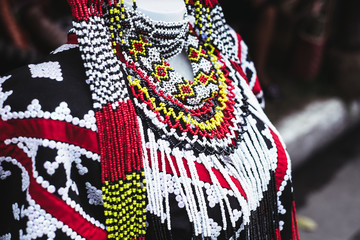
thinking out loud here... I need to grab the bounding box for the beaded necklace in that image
[67,1,272,239]
[102,4,260,239]
[107,2,250,156]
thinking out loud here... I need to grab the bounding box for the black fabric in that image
[0,46,297,239]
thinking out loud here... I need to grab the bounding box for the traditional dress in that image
[0,0,299,239]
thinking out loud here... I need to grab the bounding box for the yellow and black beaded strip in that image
[96,98,147,240]
[102,171,147,240]
[96,1,148,239]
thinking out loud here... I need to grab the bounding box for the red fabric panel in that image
[269,128,288,191]
[275,228,281,240]
[0,118,99,153]
[0,143,107,240]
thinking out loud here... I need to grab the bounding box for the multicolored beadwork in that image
[54,0,300,239]
[68,0,249,238]
[104,4,252,157]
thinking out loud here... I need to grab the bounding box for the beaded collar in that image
[113,6,220,106]
[106,4,250,155]
[113,6,190,59]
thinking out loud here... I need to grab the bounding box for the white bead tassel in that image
[172,147,201,235]
[212,159,250,227]
[200,154,232,230]
[137,117,155,216]
[158,140,171,230]
[237,141,262,211]
[148,130,163,219]
[163,143,194,224]
[248,121,273,190]
[184,151,211,237]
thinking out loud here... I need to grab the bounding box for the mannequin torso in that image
[123,0,194,80]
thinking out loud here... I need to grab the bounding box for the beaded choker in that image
[111,5,190,59]
[111,5,220,106]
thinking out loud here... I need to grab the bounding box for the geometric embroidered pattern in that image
[28,61,63,82]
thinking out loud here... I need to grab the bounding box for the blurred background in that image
[0,0,71,75]
[222,1,360,239]
[0,0,359,239]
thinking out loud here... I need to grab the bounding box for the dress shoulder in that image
[0,45,107,239]
[1,45,93,118]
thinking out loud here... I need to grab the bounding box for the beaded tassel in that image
[67,0,147,239]
[97,101,147,240]
[67,0,104,20]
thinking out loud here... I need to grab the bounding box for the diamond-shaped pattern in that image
[129,35,151,61]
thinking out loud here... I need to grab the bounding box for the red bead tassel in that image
[96,99,143,182]
[97,99,147,239]
[187,0,218,7]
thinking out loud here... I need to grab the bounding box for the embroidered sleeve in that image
[0,49,107,240]
[270,128,300,239]
[226,26,265,109]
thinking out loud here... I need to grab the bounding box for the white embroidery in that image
[0,233,11,240]
[0,75,13,121]
[1,74,105,234]
[0,156,30,191]
[43,160,59,176]
[12,203,20,221]
[20,198,85,240]
[29,61,63,82]
[51,44,78,54]
[8,137,96,196]
[232,209,242,222]
[0,97,97,131]
[85,182,103,206]
[1,138,105,233]
[0,165,11,180]
[208,217,222,239]
[0,75,11,84]
[279,220,285,231]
